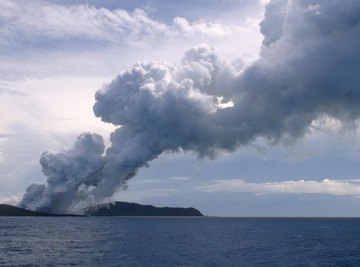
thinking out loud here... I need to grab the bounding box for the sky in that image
[1,0,360,216]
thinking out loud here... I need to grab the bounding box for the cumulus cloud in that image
[20,0,360,213]
[197,179,360,196]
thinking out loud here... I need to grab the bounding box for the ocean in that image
[1,217,360,266]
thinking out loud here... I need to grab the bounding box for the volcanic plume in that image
[19,0,360,213]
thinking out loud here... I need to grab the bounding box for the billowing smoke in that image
[20,133,105,212]
[19,0,360,213]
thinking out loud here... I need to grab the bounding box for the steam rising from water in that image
[19,0,360,213]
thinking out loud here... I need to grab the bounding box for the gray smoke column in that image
[19,0,360,213]
[20,133,105,212]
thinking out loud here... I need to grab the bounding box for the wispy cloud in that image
[173,17,232,38]
[0,0,165,44]
[197,179,360,197]
[0,0,236,46]
[168,176,191,181]
[0,88,27,96]
[0,83,28,96]
[130,176,191,185]
[0,0,258,81]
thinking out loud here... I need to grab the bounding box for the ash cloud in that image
[20,0,360,213]
[20,133,105,212]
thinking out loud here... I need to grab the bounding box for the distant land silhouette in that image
[0,202,203,217]
[0,204,80,216]
[0,204,56,216]
[86,201,203,216]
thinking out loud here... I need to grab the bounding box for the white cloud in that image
[197,178,360,197]
[169,176,191,181]
[0,0,263,81]
[173,17,233,38]
[0,0,165,44]
[130,176,190,185]
[0,195,21,205]
[0,0,241,45]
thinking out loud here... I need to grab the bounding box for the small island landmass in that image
[0,202,203,217]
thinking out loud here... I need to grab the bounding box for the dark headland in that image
[0,204,55,216]
[0,204,81,217]
[0,202,203,217]
[87,201,203,216]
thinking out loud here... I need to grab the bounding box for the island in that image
[0,204,56,216]
[0,202,203,217]
[87,201,203,216]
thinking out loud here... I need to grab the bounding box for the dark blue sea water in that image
[1,217,360,266]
